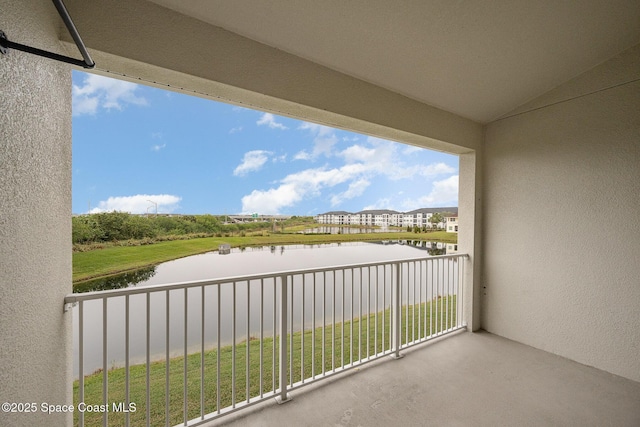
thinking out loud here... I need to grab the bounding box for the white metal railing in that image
[64,253,467,427]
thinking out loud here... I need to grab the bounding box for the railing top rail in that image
[64,253,468,304]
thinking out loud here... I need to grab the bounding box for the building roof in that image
[404,207,459,215]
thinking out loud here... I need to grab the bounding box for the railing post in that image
[276,274,292,403]
[391,262,404,359]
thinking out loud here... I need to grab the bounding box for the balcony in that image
[2,2,639,427]
[65,255,467,426]
[63,254,640,427]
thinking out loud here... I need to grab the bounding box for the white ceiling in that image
[147,0,640,123]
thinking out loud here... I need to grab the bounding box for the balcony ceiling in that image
[146,0,640,123]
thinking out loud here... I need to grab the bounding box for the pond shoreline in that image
[72,231,457,288]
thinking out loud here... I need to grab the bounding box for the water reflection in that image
[74,266,156,293]
[301,226,399,234]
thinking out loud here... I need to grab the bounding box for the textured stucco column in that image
[458,150,482,331]
[0,1,73,426]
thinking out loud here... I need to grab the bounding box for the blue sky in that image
[72,71,459,216]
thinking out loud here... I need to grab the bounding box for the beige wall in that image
[482,45,640,382]
[0,1,73,425]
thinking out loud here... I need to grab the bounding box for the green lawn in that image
[74,296,458,427]
[73,231,457,284]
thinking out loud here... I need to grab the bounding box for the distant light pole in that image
[147,200,158,217]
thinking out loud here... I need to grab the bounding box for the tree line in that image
[72,212,310,244]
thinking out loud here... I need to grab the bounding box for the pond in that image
[73,241,458,377]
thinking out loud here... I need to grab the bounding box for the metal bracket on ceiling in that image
[0,0,95,69]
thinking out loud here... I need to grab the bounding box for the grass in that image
[74,296,458,427]
[72,231,457,285]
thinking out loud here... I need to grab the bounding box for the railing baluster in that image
[217,285,221,414]
[322,272,326,375]
[429,260,435,337]
[301,273,305,383]
[392,262,401,359]
[341,269,345,368]
[183,288,187,425]
[367,267,371,360]
[418,261,422,341]
[289,275,294,386]
[102,298,107,427]
[413,261,416,343]
[232,282,236,408]
[272,279,276,393]
[246,280,251,403]
[78,301,84,427]
[358,267,363,362]
[165,290,170,426]
[332,270,335,372]
[382,265,385,354]
[350,268,354,366]
[277,275,290,403]
[125,294,130,427]
[201,285,205,419]
[260,278,264,398]
[448,259,452,331]
[312,273,316,379]
[146,293,151,427]
[374,266,378,356]
[405,262,409,346]
[436,258,440,336]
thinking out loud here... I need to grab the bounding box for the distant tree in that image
[429,213,444,230]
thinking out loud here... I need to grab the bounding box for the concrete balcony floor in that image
[207,331,640,427]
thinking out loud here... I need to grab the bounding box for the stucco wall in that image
[0,1,73,425]
[482,45,640,382]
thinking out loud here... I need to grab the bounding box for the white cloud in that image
[233,150,272,176]
[257,113,288,130]
[293,151,312,161]
[151,143,166,151]
[240,184,301,215]
[330,178,370,206]
[89,194,181,214]
[403,175,459,209]
[229,126,243,134]
[297,122,338,160]
[420,162,456,176]
[338,138,455,181]
[73,74,148,116]
[339,144,378,163]
[241,163,367,214]
[241,130,458,213]
[363,198,392,211]
[402,145,424,154]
